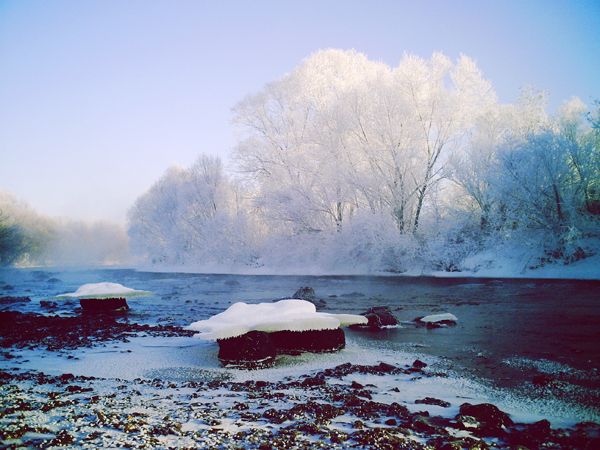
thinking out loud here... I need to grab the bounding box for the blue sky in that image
[1,0,598,223]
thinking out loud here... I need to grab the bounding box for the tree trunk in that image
[552,183,564,224]
[335,201,343,233]
[413,186,426,233]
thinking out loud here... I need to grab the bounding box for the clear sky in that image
[1,0,598,223]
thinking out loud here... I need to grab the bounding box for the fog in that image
[0,191,129,267]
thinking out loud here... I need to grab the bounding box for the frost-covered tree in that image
[128,155,258,267]
[129,50,598,273]
[234,50,495,237]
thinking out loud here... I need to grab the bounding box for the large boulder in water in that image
[415,313,457,328]
[292,286,327,308]
[271,328,345,354]
[218,328,346,367]
[351,306,398,330]
[293,287,316,301]
[217,331,277,367]
[188,299,366,367]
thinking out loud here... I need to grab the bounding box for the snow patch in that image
[419,313,458,323]
[187,299,368,341]
[57,282,151,298]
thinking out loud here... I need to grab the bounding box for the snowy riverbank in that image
[1,311,599,449]
[135,249,600,281]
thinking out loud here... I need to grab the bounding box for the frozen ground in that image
[2,331,599,449]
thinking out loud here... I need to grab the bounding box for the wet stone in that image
[352,306,398,330]
[351,428,421,449]
[412,359,428,370]
[507,419,551,448]
[40,300,58,309]
[415,397,451,407]
[0,296,31,305]
[458,402,513,436]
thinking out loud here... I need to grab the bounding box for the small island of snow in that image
[58,282,151,299]
[188,299,368,367]
[419,313,458,324]
[414,312,458,329]
[187,299,367,341]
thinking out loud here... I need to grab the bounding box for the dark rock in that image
[40,300,58,309]
[80,297,129,313]
[49,430,74,447]
[376,362,400,373]
[351,428,416,449]
[302,376,326,387]
[455,414,481,431]
[325,429,349,444]
[428,436,489,450]
[66,384,93,393]
[352,306,398,330]
[350,380,364,389]
[218,331,277,367]
[217,328,345,367]
[292,287,316,301]
[565,422,600,448]
[263,408,289,424]
[387,402,411,419]
[353,420,365,429]
[532,373,553,386]
[414,315,458,328]
[355,389,372,399]
[507,419,551,448]
[271,328,345,354]
[412,415,445,434]
[458,403,513,436]
[415,397,450,408]
[295,422,322,435]
[412,359,428,370]
[289,401,344,424]
[59,373,76,383]
[291,286,327,308]
[0,311,193,352]
[0,296,31,305]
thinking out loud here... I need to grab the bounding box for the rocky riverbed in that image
[1,311,600,449]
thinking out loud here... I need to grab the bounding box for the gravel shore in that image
[1,312,599,449]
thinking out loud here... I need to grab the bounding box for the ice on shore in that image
[57,282,151,298]
[419,313,458,324]
[187,299,368,340]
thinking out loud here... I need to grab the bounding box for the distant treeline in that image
[0,192,128,267]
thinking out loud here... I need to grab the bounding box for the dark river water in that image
[2,267,600,396]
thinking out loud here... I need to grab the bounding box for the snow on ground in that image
[4,334,597,428]
[433,246,600,280]
[136,248,600,280]
[186,299,367,340]
[57,282,151,298]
